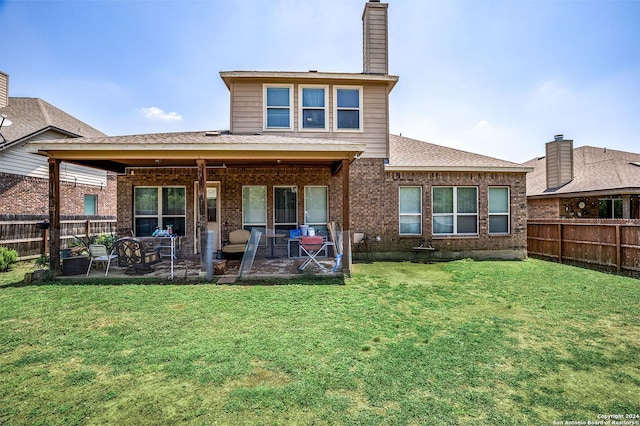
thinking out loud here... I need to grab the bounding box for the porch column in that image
[622,194,631,219]
[196,160,208,270]
[48,158,62,275]
[342,159,350,231]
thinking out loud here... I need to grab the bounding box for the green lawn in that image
[0,259,638,425]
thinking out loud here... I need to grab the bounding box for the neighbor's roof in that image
[0,97,105,148]
[387,134,532,173]
[524,145,640,197]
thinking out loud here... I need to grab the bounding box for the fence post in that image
[86,219,91,239]
[557,223,563,263]
[616,225,621,273]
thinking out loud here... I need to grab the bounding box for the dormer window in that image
[299,85,328,131]
[264,84,293,130]
[334,86,363,131]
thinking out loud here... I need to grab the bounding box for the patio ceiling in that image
[26,131,366,173]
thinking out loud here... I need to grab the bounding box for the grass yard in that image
[0,259,638,425]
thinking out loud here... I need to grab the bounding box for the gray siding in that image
[0,130,107,186]
[229,79,389,158]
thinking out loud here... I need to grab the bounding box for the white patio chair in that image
[86,244,117,276]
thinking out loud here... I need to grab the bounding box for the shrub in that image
[0,247,18,272]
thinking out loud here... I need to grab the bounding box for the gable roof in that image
[524,145,640,197]
[0,97,106,149]
[387,134,532,173]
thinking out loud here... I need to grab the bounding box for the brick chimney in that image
[545,134,574,190]
[0,71,8,108]
[362,0,388,75]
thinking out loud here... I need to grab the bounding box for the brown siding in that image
[362,2,388,75]
[545,139,573,190]
[0,72,8,108]
[228,79,389,158]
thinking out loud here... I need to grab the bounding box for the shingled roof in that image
[524,145,640,197]
[387,134,531,172]
[0,97,105,148]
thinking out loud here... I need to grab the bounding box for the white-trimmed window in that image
[598,198,623,218]
[489,187,510,234]
[334,86,363,131]
[432,187,478,235]
[399,186,422,235]
[274,186,297,242]
[305,186,328,235]
[264,84,293,130]
[242,186,267,234]
[84,194,97,215]
[134,186,186,236]
[299,85,328,131]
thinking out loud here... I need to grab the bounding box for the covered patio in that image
[27,131,362,280]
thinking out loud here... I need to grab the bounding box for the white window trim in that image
[333,85,363,132]
[242,185,267,230]
[263,84,294,131]
[432,186,479,236]
[488,186,510,235]
[304,185,329,227]
[399,186,422,236]
[134,186,186,236]
[273,185,298,230]
[298,85,329,132]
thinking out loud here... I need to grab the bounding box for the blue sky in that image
[0,0,638,163]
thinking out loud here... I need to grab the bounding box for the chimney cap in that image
[554,134,564,141]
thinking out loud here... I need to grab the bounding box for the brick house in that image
[0,71,116,217]
[525,135,640,220]
[28,1,532,272]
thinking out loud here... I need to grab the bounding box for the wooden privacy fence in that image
[0,215,117,260]
[527,219,640,275]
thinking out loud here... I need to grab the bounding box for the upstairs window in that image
[299,86,328,130]
[334,86,362,131]
[264,85,293,130]
[432,187,478,235]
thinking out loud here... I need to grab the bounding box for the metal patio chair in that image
[86,244,118,276]
[298,236,335,273]
[113,237,162,274]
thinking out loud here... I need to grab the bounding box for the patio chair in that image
[221,229,251,258]
[86,244,118,276]
[113,237,162,274]
[298,236,335,273]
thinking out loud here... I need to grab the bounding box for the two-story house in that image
[0,71,116,217]
[28,1,532,273]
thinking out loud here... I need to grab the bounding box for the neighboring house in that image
[27,1,532,268]
[0,71,116,216]
[524,135,640,220]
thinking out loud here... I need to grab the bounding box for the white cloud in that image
[141,107,183,122]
